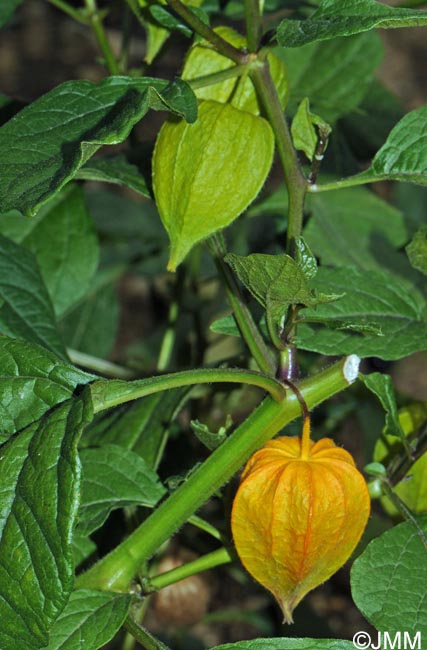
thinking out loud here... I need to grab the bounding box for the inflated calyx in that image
[152,100,274,271]
[231,417,370,623]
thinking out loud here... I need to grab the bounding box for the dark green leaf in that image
[0,337,94,444]
[277,0,427,47]
[304,186,407,271]
[225,253,315,326]
[0,0,23,27]
[82,388,188,468]
[0,394,93,650]
[0,234,66,357]
[149,4,192,36]
[351,517,427,635]
[406,226,427,275]
[212,640,355,650]
[46,589,131,650]
[291,98,331,161]
[76,154,150,197]
[275,32,383,122]
[295,237,318,280]
[0,185,99,315]
[61,274,119,359]
[360,373,405,440]
[0,76,197,215]
[191,417,230,451]
[78,444,166,535]
[297,267,427,360]
[210,314,241,338]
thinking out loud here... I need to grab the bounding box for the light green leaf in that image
[351,517,427,635]
[360,373,405,440]
[275,31,383,122]
[0,234,67,357]
[46,589,131,650]
[83,388,188,469]
[406,226,427,275]
[0,76,197,216]
[297,266,427,360]
[277,0,427,47]
[0,394,93,650]
[0,185,99,316]
[0,337,94,444]
[152,101,274,270]
[295,237,318,280]
[76,154,150,197]
[0,0,23,27]
[304,186,408,272]
[291,98,331,161]
[212,640,355,650]
[78,444,166,535]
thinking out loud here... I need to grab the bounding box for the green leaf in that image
[304,187,408,272]
[291,98,331,161]
[0,0,23,27]
[351,517,427,635]
[210,313,241,338]
[76,154,150,197]
[73,534,97,569]
[277,0,427,47]
[294,237,318,280]
[0,185,99,316]
[83,388,188,469]
[211,640,355,650]
[297,266,427,360]
[275,31,383,122]
[0,234,67,357]
[61,273,119,359]
[152,101,274,270]
[225,252,317,326]
[78,443,166,535]
[406,226,427,275]
[0,337,94,444]
[46,589,131,650]
[360,373,405,440]
[0,394,93,650]
[191,416,230,450]
[0,76,197,216]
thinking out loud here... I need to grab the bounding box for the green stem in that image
[244,0,262,52]
[47,0,88,23]
[381,479,427,549]
[308,172,379,193]
[91,367,286,412]
[84,0,121,74]
[157,302,179,372]
[208,235,276,376]
[250,58,307,255]
[146,548,232,592]
[164,0,248,64]
[77,355,360,591]
[67,349,136,379]
[124,618,171,650]
[189,63,255,91]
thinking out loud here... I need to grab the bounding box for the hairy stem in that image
[124,618,171,650]
[77,355,360,591]
[250,58,307,255]
[84,0,121,74]
[146,547,232,592]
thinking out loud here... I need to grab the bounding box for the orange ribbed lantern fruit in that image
[231,418,370,623]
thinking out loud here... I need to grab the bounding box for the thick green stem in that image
[146,548,232,592]
[77,355,360,591]
[208,235,276,376]
[84,0,121,74]
[164,0,248,64]
[244,0,262,52]
[91,367,286,411]
[250,59,307,255]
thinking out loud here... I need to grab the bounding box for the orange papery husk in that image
[231,436,370,623]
